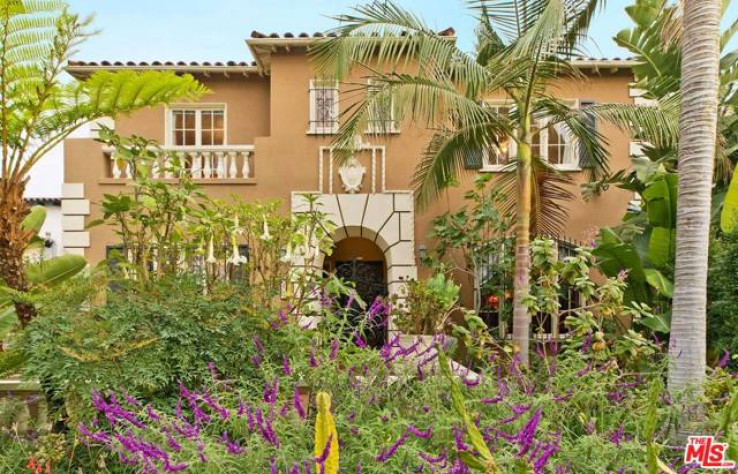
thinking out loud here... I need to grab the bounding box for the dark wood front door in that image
[334,260,387,348]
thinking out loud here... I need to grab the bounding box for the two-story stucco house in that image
[61,29,639,330]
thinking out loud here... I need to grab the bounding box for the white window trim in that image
[164,103,228,148]
[307,79,339,135]
[479,100,517,172]
[365,79,400,134]
[479,99,583,172]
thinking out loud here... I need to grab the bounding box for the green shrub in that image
[708,232,738,366]
[22,275,262,420]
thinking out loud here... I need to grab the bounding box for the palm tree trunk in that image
[668,0,721,397]
[0,178,36,326]
[513,127,533,365]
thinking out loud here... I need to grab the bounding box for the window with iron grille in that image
[309,80,339,134]
[477,237,581,339]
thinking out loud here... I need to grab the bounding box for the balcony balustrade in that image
[103,145,255,182]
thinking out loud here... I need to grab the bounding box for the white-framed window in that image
[530,116,579,170]
[481,101,517,170]
[166,105,226,147]
[481,99,581,172]
[308,79,339,134]
[366,79,398,134]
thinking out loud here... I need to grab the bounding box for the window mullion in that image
[195,110,202,147]
[539,120,548,162]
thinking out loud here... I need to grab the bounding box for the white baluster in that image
[123,160,132,179]
[228,151,238,178]
[111,153,121,179]
[203,152,212,178]
[242,151,251,178]
[216,151,226,179]
[191,152,202,179]
[164,153,173,179]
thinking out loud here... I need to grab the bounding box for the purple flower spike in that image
[453,425,470,452]
[718,350,730,368]
[517,409,542,457]
[283,354,293,376]
[253,335,265,353]
[353,332,367,349]
[293,386,307,419]
[270,457,278,474]
[376,432,408,462]
[329,339,339,360]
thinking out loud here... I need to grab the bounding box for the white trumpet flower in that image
[206,236,217,264]
[280,244,293,263]
[260,218,271,241]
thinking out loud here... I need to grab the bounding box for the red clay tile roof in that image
[67,60,257,67]
[249,27,456,39]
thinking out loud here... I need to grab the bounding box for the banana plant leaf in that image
[642,174,677,229]
[594,228,650,303]
[647,227,676,268]
[26,255,87,287]
[21,206,46,234]
[644,268,673,298]
[721,169,738,233]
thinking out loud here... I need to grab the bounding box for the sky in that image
[66,0,640,62]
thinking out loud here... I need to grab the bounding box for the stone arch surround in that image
[291,192,418,300]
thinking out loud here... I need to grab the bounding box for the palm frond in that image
[536,96,610,180]
[468,0,549,43]
[311,0,490,98]
[496,155,575,235]
[587,97,680,150]
[412,120,511,208]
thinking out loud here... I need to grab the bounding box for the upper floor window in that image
[483,103,516,167]
[481,100,582,171]
[169,106,226,147]
[309,79,339,134]
[531,118,577,169]
[367,80,398,134]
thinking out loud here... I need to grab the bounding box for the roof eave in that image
[245,35,458,74]
[66,64,260,80]
[571,60,637,69]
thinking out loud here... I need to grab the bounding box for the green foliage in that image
[438,347,500,473]
[92,129,336,308]
[425,174,514,314]
[707,232,738,363]
[594,171,677,312]
[391,273,460,335]
[21,275,260,421]
[598,0,738,191]
[721,169,738,232]
[0,208,87,346]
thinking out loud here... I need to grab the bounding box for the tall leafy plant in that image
[0,0,206,326]
[312,0,610,363]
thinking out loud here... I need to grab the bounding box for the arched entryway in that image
[323,237,388,347]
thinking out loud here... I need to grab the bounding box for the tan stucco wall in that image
[64,51,635,268]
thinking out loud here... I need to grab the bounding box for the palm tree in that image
[312,0,609,363]
[668,0,722,396]
[0,1,206,326]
